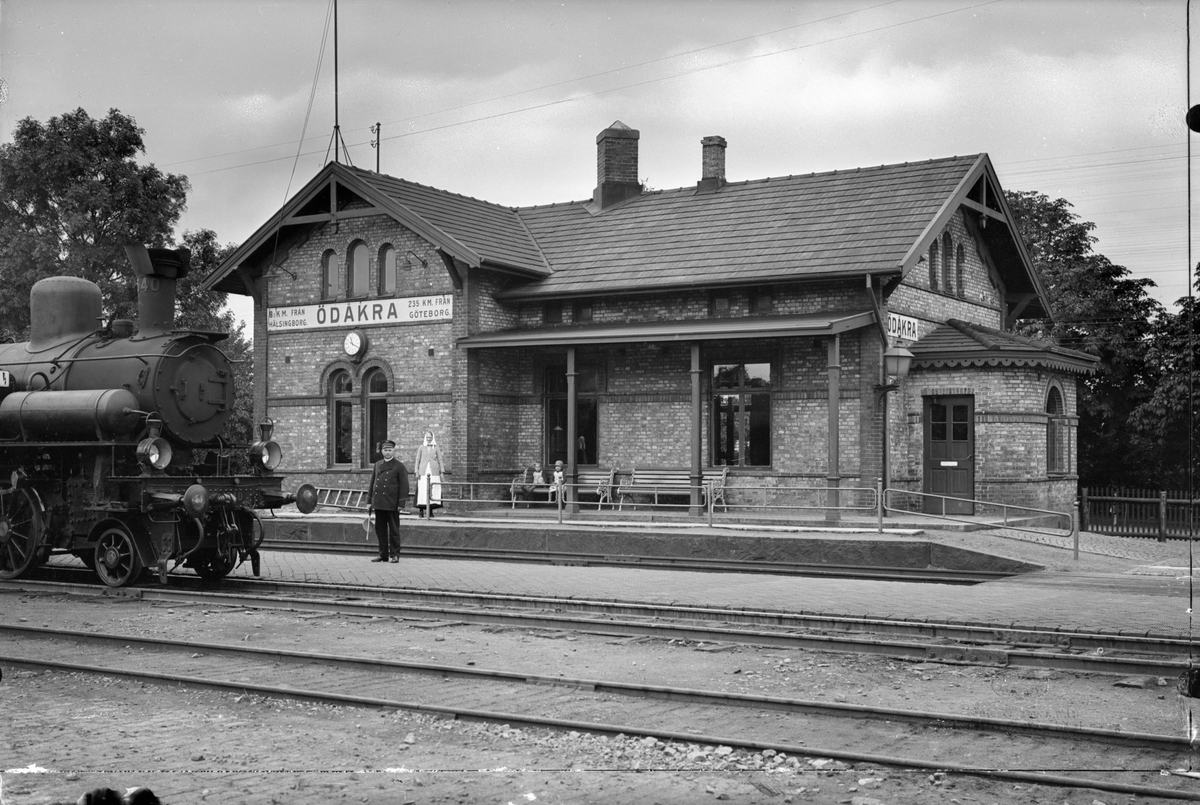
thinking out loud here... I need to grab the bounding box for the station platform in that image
[242,509,1200,641]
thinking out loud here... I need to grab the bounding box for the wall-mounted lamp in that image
[402,251,428,270]
[883,345,914,383]
[876,344,915,516]
[876,344,914,398]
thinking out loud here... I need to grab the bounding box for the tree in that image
[1005,190,1164,487]
[0,109,254,446]
[0,108,189,339]
[1130,275,1199,490]
[177,229,255,446]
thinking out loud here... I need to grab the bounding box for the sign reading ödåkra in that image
[266,294,453,332]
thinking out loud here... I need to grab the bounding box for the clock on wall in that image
[343,329,368,360]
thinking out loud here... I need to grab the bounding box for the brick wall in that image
[889,209,1004,334]
[888,364,1081,513]
[260,216,463,490]
[250,208,1079,514]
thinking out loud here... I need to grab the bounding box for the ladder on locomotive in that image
[315,488,369,511]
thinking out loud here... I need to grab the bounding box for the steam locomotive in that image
[0,245,316,587]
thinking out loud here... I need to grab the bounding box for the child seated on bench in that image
[513,461,550,502]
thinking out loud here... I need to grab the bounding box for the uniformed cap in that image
[381,440,396,448]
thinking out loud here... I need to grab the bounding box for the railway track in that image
[2,623,1197,800]
[4,575,1192,678]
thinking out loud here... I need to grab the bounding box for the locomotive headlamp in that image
[181,484,209,518]
[249,440,283,471]
[136,437,173,470]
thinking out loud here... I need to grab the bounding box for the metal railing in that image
[312,479,883,527]
[882,485,1079,556]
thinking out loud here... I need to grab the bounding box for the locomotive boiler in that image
[0,245,316,587]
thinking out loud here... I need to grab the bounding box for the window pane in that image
[368,399,387,464]
[576,398,597,464]
[381,247,396,294]
[334,400,353,464]
[333,371,353,394]
[929,243,939,291]
[744,363,770,389]
[578,367,599,394]
[712,364,742,390]
[547,397,568,465]
[368,370,387,394]
[323,252,340,298]
[575,299,593,322]
[745,392,771,465]
[350,243,369,297]
[545,368,567,395]
[712,393,740,465]
[952,404,969,441]
[930,403,947,442]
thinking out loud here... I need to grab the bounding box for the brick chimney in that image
[593,121,642,210]
[696,135,726,194]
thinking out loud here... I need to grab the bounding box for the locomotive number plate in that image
[0,370,10,387]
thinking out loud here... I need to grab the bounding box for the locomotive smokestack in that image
[124,245,190,337]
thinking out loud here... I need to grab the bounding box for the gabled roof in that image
[506,155,982,299]
[910,319,1098,375]
[202,162,547,295]
[499,153,1048,320]
[203,151,1049,322]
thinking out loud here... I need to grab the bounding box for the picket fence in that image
[1080,487,1199,540]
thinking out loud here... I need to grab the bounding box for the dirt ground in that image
[4,590,1200,804]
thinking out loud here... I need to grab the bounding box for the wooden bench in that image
[617,466,728,510]
[570,468,616,509]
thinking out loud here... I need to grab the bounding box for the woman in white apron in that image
[413,430,447,518]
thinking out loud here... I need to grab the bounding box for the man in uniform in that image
[368,439,409,562]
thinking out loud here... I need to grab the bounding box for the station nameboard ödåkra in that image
[266,294,453,332]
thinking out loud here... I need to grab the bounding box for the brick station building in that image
[203,121,1097,516]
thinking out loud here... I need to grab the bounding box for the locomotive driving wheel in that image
[94,524,143,587]
[0,487,45,580]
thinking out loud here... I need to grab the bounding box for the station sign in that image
[886,312,920,343]
[266,294,453,333]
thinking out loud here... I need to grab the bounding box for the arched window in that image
[364,368,389,464]
[322,250,341,300]
[379,245,397,295]
[330,370,354,466]
[928,241,939,292]
[955,244,965,298]
[1046,385,1067,475]
[348,241,369,298]
[942,232,953,295]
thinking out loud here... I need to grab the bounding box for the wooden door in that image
[923,396,974,515]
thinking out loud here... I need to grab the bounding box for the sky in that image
[0,0,1193,333]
